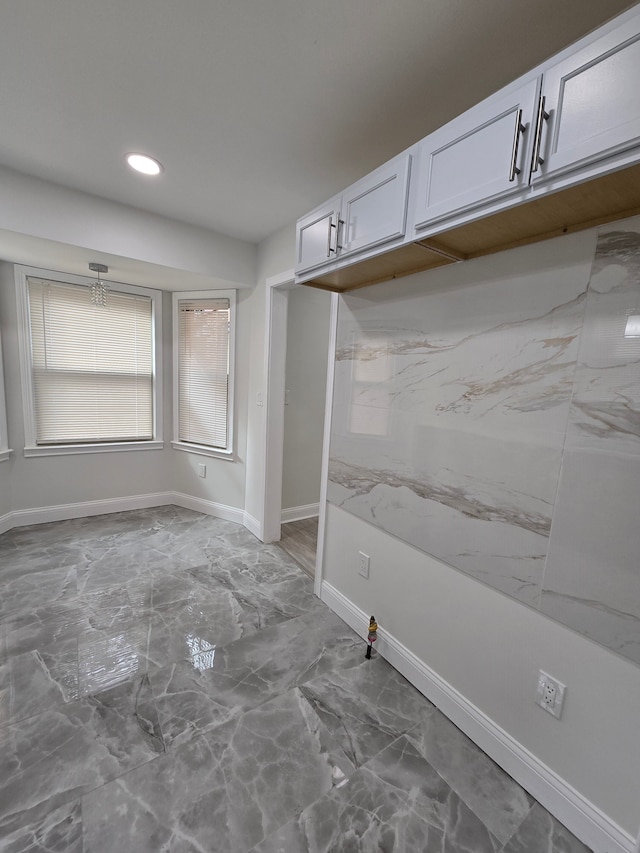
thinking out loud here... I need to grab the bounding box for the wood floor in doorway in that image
[277,517,318,579]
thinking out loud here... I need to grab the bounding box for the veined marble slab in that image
[329,236,590,607]
[541,218,640,664]
[329,223,640,665]
[567,227,640,450]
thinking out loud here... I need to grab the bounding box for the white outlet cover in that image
[535,670,566,719]
[358,551,370,578]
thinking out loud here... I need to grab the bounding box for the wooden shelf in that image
[301,241,457,292]
[302,163,640,293]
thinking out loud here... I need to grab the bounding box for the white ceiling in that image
[0,0,634,246]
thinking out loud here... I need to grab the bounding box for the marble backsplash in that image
[327,217,640,666]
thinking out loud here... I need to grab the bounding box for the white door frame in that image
[260,269,295,545]
[260,269,339,599]
[314,291,339,598]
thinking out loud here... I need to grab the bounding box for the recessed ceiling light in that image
[126,153,163,176]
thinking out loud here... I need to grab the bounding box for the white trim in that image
[265,269,296,288]
[242,512,262,539]
[24,441,164,457]
[170,491,246,525]
[170,440,235,461]
[172,289,236,457]
[1,492,176,530]
[0,491,250,535]
[0,317,9,458]
[314,293,339,598]
[14,264,164,451]
[320,580,635,853]
[260,269,296,542]
[281,503,319,523]
[14,266,38,445]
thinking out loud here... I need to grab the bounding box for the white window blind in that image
[177,297,230,449]
[27,277,154,444]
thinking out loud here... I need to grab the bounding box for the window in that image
[172,290,235,458]
[15,266,163,456]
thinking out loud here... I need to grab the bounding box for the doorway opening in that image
[278,517,319,579]
[260,271,337,595]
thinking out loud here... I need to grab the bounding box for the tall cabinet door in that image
[533,16,640,184]
[295,196,342,274]
[413,77,540,231]
[340,152,412,257]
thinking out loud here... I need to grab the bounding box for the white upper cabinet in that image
[295,196,341,274]
[533,14,640,184]
[340,152,412,256]
[295,5,640,289]
[413,77,541,231]
[295,152,412,276]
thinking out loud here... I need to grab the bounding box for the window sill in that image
[23,441,164,458]
[171,440,235,461]
[0,448,13,462]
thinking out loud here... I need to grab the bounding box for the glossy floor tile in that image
[0,507,592,852]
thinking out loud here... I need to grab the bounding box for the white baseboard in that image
[320,580,636,853]
[1,492,175,530]
[0,491,254,537]
[170,491,245,526]
[0,494,311,543]
[281,503,319,523]
[242,512,262,539]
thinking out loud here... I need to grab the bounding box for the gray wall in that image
[244,224,297,527]
[282,286,332,511]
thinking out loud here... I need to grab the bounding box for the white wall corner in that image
[320,580,636,853]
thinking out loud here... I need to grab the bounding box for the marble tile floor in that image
[0,506,591,853]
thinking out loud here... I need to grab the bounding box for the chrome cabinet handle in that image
[328,213,342,255]
[531,95,549,174]
[327,216,335,256]
[509,109,526,182]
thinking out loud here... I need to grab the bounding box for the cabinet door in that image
[295,196,341,274]
[413,77,540,231]
[533,16,640,183]
[340,152,412,257]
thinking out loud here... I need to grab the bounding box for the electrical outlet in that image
[358,551,370,579]
[535,670,566,719]
[198,463,206,478]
